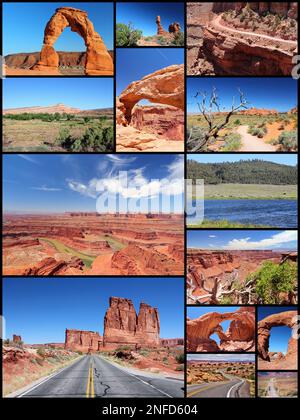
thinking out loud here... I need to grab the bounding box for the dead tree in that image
[187,87,249,151]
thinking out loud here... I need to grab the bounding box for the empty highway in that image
[187,375,247,398]
[16,355,183,398]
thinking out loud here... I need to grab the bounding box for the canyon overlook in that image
[3,213,184,275]
[187,2,298,75]
[187,249,297,304]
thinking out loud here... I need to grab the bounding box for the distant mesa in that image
[3,103,113,117]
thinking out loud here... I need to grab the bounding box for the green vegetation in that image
[37,347,45,357]
[249,261,297,304]
[39,238,95,268]
[175,353,185,364]
[188,219,270,228]
[3,113,113,152]
[56,124,113,152]
[192,183,297,200]
[116,23,142,46]
[221,133,242,151]
[102,235,126,251]
[171,31,184,46]
[187,159,298,185]
[271,130,298,152]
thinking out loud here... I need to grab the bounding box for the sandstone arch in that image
[187,307,255,352]
[116,64,184,125]
[32,7,113,75]
[257,310,297,363]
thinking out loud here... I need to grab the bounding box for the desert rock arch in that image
[257,310,298,362]
[116,64,184,125]
[32,7,113,75]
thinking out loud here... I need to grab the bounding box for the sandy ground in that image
[237,125,276,151]
[116,125,184,152]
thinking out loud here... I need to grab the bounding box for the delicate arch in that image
[32,7,113,75]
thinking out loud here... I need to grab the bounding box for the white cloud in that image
[30,186,62,192]
[209,235,217,238]
[224,230,298,250]
[18,154,39,164]
[68,155,184,200]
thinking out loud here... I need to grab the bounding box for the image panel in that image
[2,277,184,397]
[257,306,298,371]
[186,2,297,76]
[186,306,256,352]
[186,153,298,229]
[187,354,255,398]
[116,2,184,47]
[3,154,184,276]
[187,229,298,305]
[116,48,184,152]
[187,77,298,153]
[258,371,298,398]
[3,2,114,76]
[3,78,114,153]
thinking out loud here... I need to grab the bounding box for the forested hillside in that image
[187,159,298,185]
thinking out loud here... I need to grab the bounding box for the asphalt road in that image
[187,376,246,398]
[18,355,183,398]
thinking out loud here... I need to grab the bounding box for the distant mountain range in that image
[3,103,113,117]
[188,107,297,115]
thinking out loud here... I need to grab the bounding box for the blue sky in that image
[3,78,113,110]
[187,78,297,113]
[187,307,243,346]
[3,2,113,55]
[3,154,184,213]
[187,230,298,250]
[116,48,184,95]
[188,154,298,166]
[3,277,184,343]
[117,2,184,37]
[258,307,296,354]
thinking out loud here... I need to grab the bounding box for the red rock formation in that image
[187,307,255,352]
[116,64,184,126]
[156,15,168,35]
[169,22,181,33]
[213,2,298,17]
[23,257,84,275]
[103,297,160,349]
[258,310,298,369]
[130,105,184,141]
[65,329,102,352]
[160,338,184,347]
[32,7,113,75]
[13,335,22,343]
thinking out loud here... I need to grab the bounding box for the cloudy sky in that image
[3,154,184,213]
[187,230,298,250]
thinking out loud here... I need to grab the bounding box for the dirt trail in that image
[237,125,276,152]
[213,15,297,46]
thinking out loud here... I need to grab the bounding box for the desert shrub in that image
[256,128,265,138]
[116,23,142,47]
[176,353,185,364]
[56,125,113,152]
[115,345,132,352]
[221,133,242,151]
[250,260,297,304]
[162,357,169,365]
[84,117,91,124]
[139,349,149,357]
[3,339,10,346]
[37,347,45,357]
[172,31,184,46]
[175,365,184,371]
[234,119,241,125]
[275,130,298,151]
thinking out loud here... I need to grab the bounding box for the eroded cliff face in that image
[103,297,160,349]
[213,2,298,18]
[65,329,103,352]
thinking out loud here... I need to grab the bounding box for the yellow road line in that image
[86,359,95,398]
[86,365,91,398]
